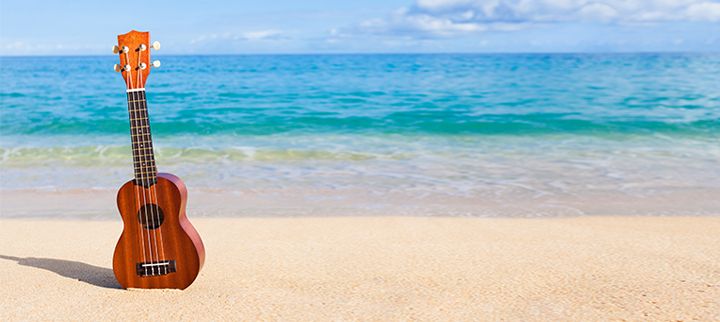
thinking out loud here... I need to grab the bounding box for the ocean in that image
[1,54,719,217]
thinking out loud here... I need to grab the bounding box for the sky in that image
[1,0,719,55]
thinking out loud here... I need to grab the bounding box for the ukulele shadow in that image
[0,254,121,289]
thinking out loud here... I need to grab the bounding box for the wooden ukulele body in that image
[113,173,205,289]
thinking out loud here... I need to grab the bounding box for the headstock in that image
[113,30,161,90]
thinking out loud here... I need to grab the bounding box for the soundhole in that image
[137,204,164,230]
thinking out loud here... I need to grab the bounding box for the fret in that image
[131,133,153,138]
[134,167,158,173]
[129,117,149,122]
[134,170,158,175]
[133,160,156,166]
[133,147,155,151]
[133,177,158,185]
[134,172,158,177]
[132,159,157,166]
[134,172,158,176]
[135,168,157,176]
[132,156,155,161]
[134,174,158,179]
[128,97,147,105]
[131,125,150,129]
[133,163,157,169]
[133,158,155,164]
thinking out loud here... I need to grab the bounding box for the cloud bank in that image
[360,0,720,36]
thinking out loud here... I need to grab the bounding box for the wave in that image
[0,145,404,166]
[2,113,719,136]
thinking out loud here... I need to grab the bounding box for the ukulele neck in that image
[126,88,158,187]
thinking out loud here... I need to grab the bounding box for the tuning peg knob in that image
[151,41,161,50]
[113,45,120,54]
[114,64,122,72]
[152,60,161,68]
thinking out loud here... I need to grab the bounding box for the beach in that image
[1,216,718,321]
[2,54,720,320]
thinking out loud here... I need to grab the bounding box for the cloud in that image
[190,29,285,44]
[241,30,284,40]
[686,1,720,21]
[0,40,104,55]
[359,0,720,37]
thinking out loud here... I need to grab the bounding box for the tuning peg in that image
[112,45,120,54]
[151,41,161,50]
[124,64,131,72]
[152,60,161,68]
[139,62,147,70]
[114,64,122,72]
[122,46,130,53]
[139,44,147,51]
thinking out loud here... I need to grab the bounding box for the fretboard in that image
[126,89,158,187]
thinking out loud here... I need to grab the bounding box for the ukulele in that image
[112,30,205,289]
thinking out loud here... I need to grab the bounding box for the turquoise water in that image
[2,54,720,136]
[1,54,719,216]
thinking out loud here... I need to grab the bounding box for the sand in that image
[0,216,718,321]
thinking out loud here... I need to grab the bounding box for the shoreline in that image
[3,187,720,218]
[1,216,718,320]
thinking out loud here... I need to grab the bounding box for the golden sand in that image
[0,216,718,321]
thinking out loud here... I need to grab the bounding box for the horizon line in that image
[1,50,719,58]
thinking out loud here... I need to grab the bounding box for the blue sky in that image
[1,0,719,55]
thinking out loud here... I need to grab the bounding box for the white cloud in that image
[578,3,619,21]
[190,29,285,44]
[360,0,720,37]
[241,30,283,40]
[686,1,720,21]
[0,40,103,55]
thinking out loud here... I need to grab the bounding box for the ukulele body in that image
[113,172,205,289]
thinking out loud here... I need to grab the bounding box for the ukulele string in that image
[127,49,156,275]
[125,49,151,273]
[136,89,157,276]
[127,75,148,270]
[134,52,160,276]
[137,46,168,274]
